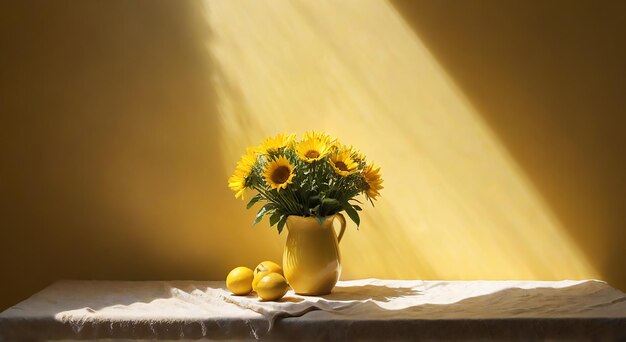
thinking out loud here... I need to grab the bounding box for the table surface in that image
[1,279,625,340]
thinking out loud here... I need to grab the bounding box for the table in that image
[1,279,625,340]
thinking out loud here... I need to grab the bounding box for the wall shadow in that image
[389,0,626,289]
[0,0,265,311]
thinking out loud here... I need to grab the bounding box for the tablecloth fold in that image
[1,279,625,340]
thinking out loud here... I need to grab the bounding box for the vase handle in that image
[334,213,346,244]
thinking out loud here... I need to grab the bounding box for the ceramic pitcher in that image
[282,214,346,295]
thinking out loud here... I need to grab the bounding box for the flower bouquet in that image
[228,132,383,231]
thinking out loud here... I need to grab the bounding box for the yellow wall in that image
[0,0,624,310]
[390,0,626,287]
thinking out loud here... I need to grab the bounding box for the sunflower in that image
[362,162,383,200]
[303,131,335,144]
[228,148,257,199]
[228,170,248,199]
[296,136,332,163]
[336,143,365,162]
[348,145,365,162]
[264,156,295,191]
[261,133,295,155]
[329,149,359,176]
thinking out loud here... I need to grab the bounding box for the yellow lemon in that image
[226,266,254,295]
[252,261,283,291]
[256,273,289,301]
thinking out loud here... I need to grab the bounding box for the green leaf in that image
[253,204,274,225]
[315,215,324,225]
[349,198,363,204]
[310,204,320,216]
[277,215,288,234]
[321,198,340,216]
[309,195,321,206]
[353,205,362,211]
[368,196,375,208]
[322,198,340,207]
[246,193,263,209]
[269,211,282,226]
[342,202,360,227]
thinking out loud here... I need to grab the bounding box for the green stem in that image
[287,188,304,215]
[278,189,299,214]
[253,186,282,208]
[300,184,309,216]
[257,184,298,215]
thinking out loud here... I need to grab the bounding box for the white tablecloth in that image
[1,279,625,340]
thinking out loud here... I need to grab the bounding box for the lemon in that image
[252,261,283,292]
[256,273,289,301]
[226,266,254,295]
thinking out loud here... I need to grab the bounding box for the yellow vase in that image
[282,214,346,295]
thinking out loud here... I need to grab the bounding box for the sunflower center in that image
[334,161,349,171]
[271,166,291,184]
[305,150,320,159]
